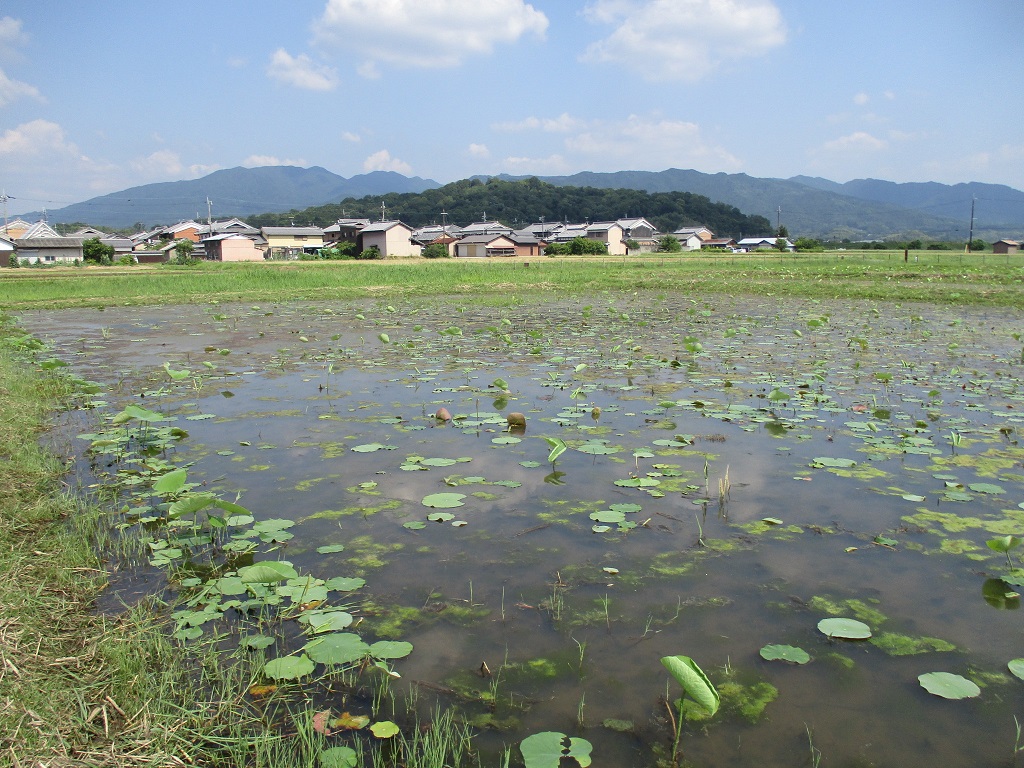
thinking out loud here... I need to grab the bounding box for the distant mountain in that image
[28,166,441,229]
[788,176,1024,229]
[495,169,1024,240]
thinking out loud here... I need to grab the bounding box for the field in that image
[3,254,1024,767]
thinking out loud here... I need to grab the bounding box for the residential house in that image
[261,226,325,259]
[358,220,417,258]
[668,230,703,251]
[324,218,371,246]
[70,228,135,260]
[15,237,86,264]
[674,226,715,242]
[993,239,1020,255]
[198,218,261,238]
[155,220,203,242]
[737,237,794,252]
[455,233,518,258]
[0,235,15,267]
[702,238,738,251]
[586,221,628,254]
[457,221,514,240]
[203,233,265,261]
[617,217,660,251]
[0,218,32,240]
[507,230,546,258]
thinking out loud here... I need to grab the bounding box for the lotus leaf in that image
[760,644,810,664]
[918,672,981,699]
[304,633,370,665]
[817,617,872,639]
[264,654,315,680]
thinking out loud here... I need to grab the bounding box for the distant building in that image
[358,220,417,258]
[992,239,1020,255]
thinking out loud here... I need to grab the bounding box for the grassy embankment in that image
[1,253,1022,765]
[1,250,1023,310]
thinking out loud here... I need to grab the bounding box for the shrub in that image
[356,246,382,260]
[421,243,450,259]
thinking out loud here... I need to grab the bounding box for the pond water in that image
[20,293,1024,767]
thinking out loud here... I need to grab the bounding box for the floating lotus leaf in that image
[817,617,872,640]
[263,654,315,680]
[369,640,413,659]
[319,746,358,768]
[577,442,619,455]
[238,561,298,584]
[1008,658,1024,681]
[303,611,354,634]
[590,510,626,523]
[316,544,346,554]
[324,577,366,592]
[812,457,857,468]
[760,644,810,664]
[520,731,593,768]
[918,672,981,699]
[422,493,466,508]
[304,633,370,665]
[370,720,401,739]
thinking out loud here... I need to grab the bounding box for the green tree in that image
[567,236,607,255]
[624,238,640,253]
[793,237,822,252]
[421,242,450,259]
[776,225,789,239]
[173,239,194,264]
[657,235,682,252]
[905,239,923,250]
[356,246,382,260]
[82,237,114,265]
[774,238,789,252]
[969,239,987,252]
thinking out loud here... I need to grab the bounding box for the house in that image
[0,218,32,240]
[702,238,738,251]
[15,220,85,264]
[507,230,546,258]
[993,239,1020,255]
[198,218,260,238]
[458,221,514,237]
[586,221,628,254]
[454,233,518,258]
[70,229,135,260]
[15,236,85,264]
[0,235,15,267]
[737,237,794,252]
[154,220,203,243]
[261,226,325,259]
[203,233,265,262]
[617,217,660,251]
[669,230,704,251]
[358,220,417,258]
[324,218,371,246]
[674,226,715,242]
[410,224,462,247]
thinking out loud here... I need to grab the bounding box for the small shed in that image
[992,239,1020,255]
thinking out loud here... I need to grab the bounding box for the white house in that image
[358,220,418,258]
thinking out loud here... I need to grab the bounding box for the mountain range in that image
[26,165,1024,241]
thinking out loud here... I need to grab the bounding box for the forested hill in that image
[246,177,774,238]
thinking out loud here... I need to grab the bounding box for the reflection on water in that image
[21,295,1024,767]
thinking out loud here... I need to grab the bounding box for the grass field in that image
[1,250,1023,310]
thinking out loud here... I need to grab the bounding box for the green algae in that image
[342,535,404,572]
[739,521,804,536]
[682,671,777,724]
[808,596,887,627]
[303,499,403,520]
[869,632,956,656]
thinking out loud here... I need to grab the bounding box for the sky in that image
[2,0,1023,216]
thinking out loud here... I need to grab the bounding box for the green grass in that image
[2,250,1023,310]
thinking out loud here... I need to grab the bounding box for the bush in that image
[421,243,450,259]
[356,246,382,260]
[656,235,682,253]
[83,237,114,265]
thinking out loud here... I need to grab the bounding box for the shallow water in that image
[20,294,1024,767]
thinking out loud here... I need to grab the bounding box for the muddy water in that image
[20,294,1024,767]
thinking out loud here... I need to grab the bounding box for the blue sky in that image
[2,0,1022,216]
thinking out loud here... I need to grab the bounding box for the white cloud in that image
[854,92,869,106]
[581,0,786,81]
[822,131,888,153]
[565,114,742,171]
[315,0,548,69]
[468,143,490,158]
[131,149,183,177]
[242,155,307,167]
[0,67,42,106]
[363,149,412,174]
[341,131,361,143]
[492,113,580,133]
[0,119,72,156]
[500,154,571,174]
[0,16,28,51]
[267,48,338,91]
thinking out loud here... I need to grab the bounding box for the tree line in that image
[246,177,773,239]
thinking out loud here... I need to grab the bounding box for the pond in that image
[20,293,1024,767]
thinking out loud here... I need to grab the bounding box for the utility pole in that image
[0,190,11,236]
[380,201,387,222]
[965,196,976,253]
[777,206,782,231]
[206,197,213,233]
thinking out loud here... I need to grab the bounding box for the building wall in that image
[219,238,265,262]
[382,227,417,257]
